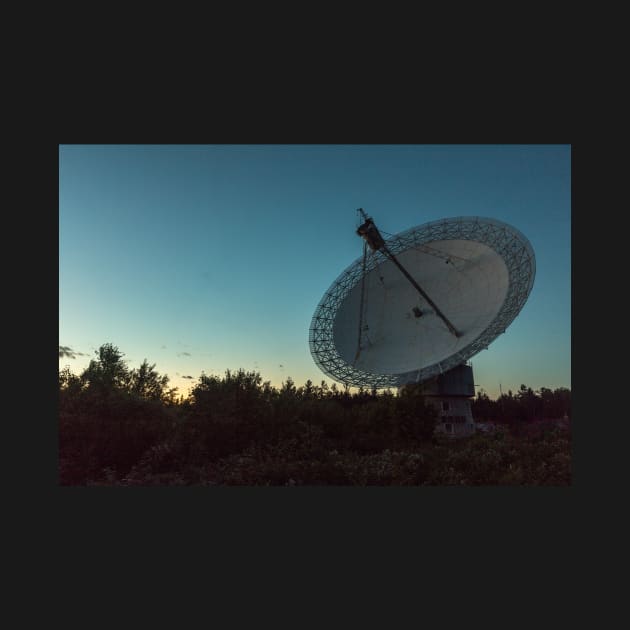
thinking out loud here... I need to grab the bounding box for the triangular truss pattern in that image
[308,216,536,389]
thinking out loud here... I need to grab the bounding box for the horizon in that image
[58,341,570,401]
[59,144,571,399]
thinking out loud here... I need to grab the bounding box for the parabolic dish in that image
[309,216,535,388]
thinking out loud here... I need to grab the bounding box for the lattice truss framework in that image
[309,216,536,389]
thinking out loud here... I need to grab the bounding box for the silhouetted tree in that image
[395,384,438,443]
[129,359,176,403]
[82,343,130,396]
[59,343,571,486]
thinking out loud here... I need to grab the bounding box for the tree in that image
[129,359,176,403]
[59,365,85,413]
[82,343,130,394]
[280,376,297,397]
[394,384,438,443]
[190,368,263,417]
[554,387,571,419]
[59,365,83,394]
[516,384,541,422]
[301,379,315,400]
[472,388,496,422]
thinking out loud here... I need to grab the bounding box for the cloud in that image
[59,345,88,360]
[177,352,192,357]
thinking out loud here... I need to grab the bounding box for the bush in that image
[58,344,571,486]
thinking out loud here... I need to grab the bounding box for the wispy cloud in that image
[59,345,88,360]
[177,352,192,357]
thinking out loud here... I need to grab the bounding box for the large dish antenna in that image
[309,211,535,389]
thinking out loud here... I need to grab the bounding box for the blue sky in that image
[59,144,571,399]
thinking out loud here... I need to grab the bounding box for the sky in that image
[59,144,571,399]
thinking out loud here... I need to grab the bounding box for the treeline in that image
[59,344,571,486]
[472,385,571,424]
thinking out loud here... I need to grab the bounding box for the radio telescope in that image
[309,210,536,402]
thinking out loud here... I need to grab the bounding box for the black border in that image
[45,89,585,587]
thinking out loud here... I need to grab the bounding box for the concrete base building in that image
[418,363,476,438]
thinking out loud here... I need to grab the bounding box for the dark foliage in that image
[59,344,571,486]
[472,384,571,433]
